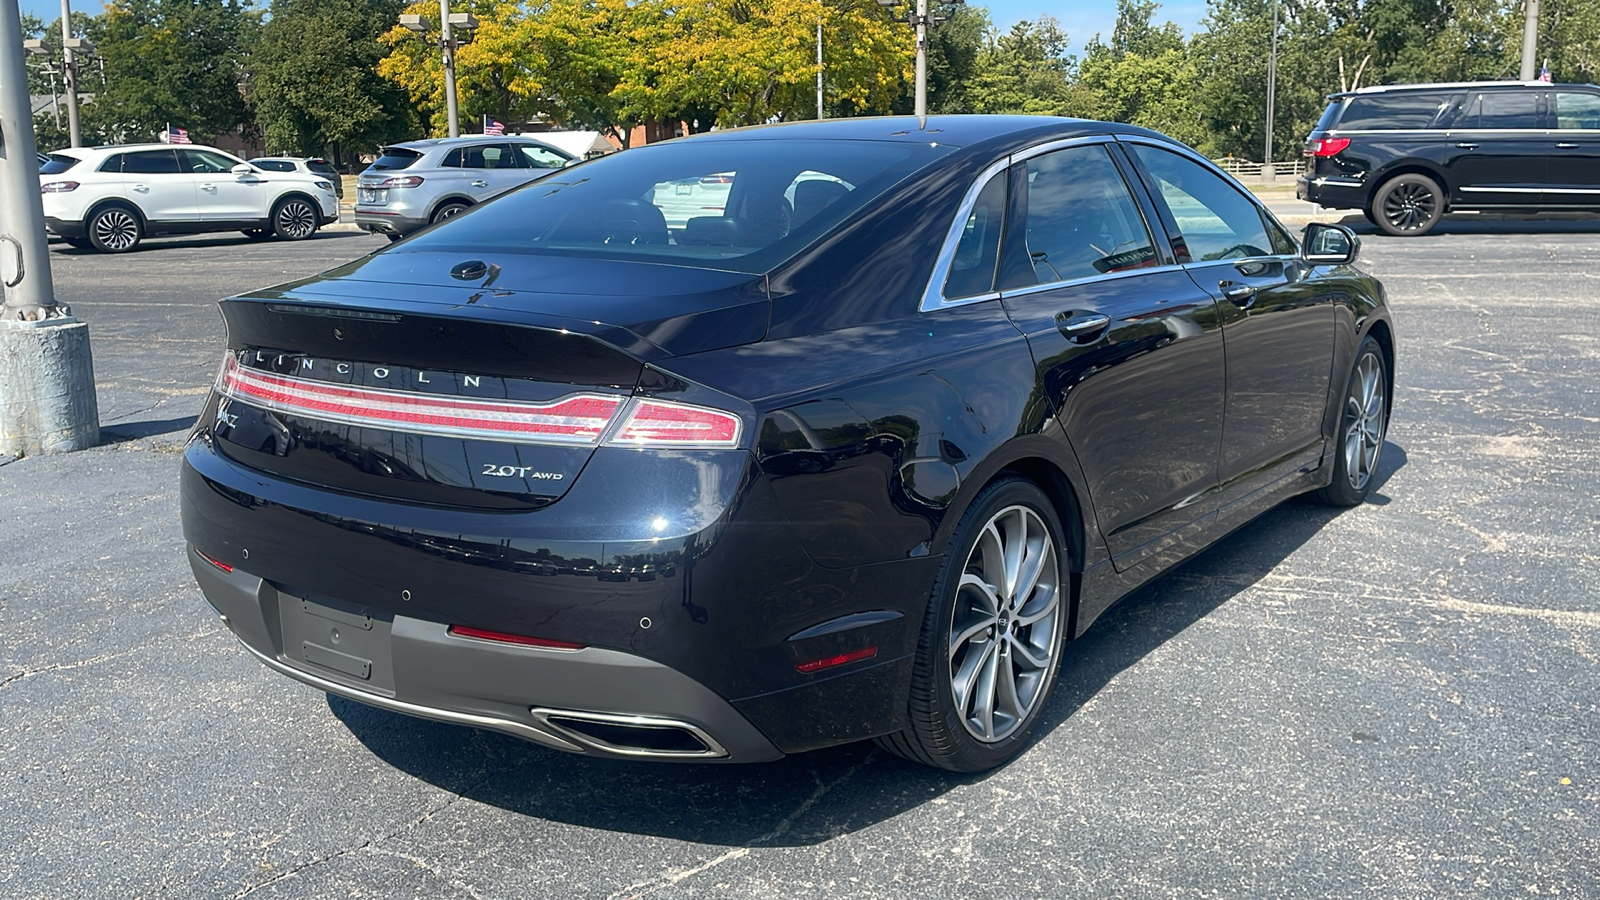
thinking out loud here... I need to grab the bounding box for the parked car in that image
[251,156,344,200]
[183,116,1393,772]
[354,136,574,239]
[1298,80,1600,235]
[38,144,339,252]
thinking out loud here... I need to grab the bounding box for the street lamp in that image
[398,5,478,137]
[1263,0,1278,181]
[22,28,93,146]
[877,0,962,118]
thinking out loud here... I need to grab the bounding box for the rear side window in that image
[1457,91,1540,129]
[254,160,296,172]
[944,171,1006,298]
[1132,144,1272,262]
[1005,144,1157,289]
[121,150,181,175]
[1338,92,1463,130]
[371,148,422,171]
[40,154,79,175]
[307,160,339,177]
[1554,92,1600,129]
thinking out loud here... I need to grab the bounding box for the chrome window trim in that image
[1331,128,1578,136]
[918,135,1115,314]
[997,262,1186,301]
[1115,134,1303,256]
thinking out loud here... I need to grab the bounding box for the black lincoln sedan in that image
[182,116,1394,772]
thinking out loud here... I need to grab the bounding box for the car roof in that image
[661,115,1149,149]
[383,135,564,151]
[1328,80,1600,99]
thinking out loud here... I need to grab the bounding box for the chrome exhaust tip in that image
[530,708,728,759]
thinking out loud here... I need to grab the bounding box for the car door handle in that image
[470,180,488,188]
[1055,313,1110,343]
[1556,142,1580,149]
[1455,142,1479,150]
[199,183,216,191]
[1219,281,1256,308]
[130,183,149,192]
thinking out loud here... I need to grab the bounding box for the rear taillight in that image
[1304,137,1351,157]
[378,175,424,188]
[217,355,622,444]
[608,398,743,448]
[448,625,585,650]
[40,181,79,193]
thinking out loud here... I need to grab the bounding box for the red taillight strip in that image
[194,547,234,573]
[795,646,878,674]
[218,356,621,445]
[447,625,585,650]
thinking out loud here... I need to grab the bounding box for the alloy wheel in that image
[948,505,1062,743]
[1343,351,1386,491]
[276,200,317,239]
[1382,182,1437,232]
[93,210,139,251]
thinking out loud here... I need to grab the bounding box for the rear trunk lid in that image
[211,254,765,510]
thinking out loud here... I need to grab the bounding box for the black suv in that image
[1298,81,1600,235]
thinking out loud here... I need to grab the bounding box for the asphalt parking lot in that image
[3,219,1598,898]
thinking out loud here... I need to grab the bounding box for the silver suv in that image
[354,136,573,239]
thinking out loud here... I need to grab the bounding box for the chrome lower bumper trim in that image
[531,707,730,759]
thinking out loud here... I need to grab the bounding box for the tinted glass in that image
[371,148,422,171]
[440,148,464,168]
[944,171,1006,298]
[121,150,181,175]
[517,144,569,168]
[450,144,521,169]
[401,139,946,273]
[1475,91,1539,129]
[1338,92,1463,130]
[40,154,79,175]
[1313,101,1343,134]
[307,161,339,177]
[1011,144,1156,287]
[1555,92,1600,129]
[254,160,297,172]
[98,154,125,173]
[180,149,238,173]
[1133,145,1272,262]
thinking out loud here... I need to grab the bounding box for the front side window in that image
[180,149,239,173]
[121,150,181,175]
[1554,92,1600,129]
[1004,144,1156,290]
[1132,144,1272,262]
[516,144,569,169]
[944,171,1006,299]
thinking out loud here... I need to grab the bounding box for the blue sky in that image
[21,0,1213,55]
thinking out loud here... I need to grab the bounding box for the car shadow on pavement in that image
[332,441,1406,847]
[1340,215,1600,236]
[100,415,197,442]
[50,231,375,254]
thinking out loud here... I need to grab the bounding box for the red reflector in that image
[447,625,586,650]
[217,355,622,445]
[1306,137,1351,157]
[795,646,878,674]
[194,548,234,573]
[609,398,743,448]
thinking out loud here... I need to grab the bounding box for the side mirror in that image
[1302,222,1359,265]
[231,163,256,177]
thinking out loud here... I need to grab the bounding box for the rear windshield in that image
[1338,92,1464,130]
[40,154,80,175]
[1312,101,1343,135]
[370,148,423,171]
[397,138,949,273]
[253,160,296,172]
[306,160,338,177]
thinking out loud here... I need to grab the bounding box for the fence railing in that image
[1211,157,1306,179]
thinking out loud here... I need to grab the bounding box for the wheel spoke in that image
[1000,510,1025,603]
[958,573,1001,617]
[1015,586,1059,627]
[949,614,996,662]
[951,638,994,712]
[974,637,1001,739]
[1008,634,1051,670]
[977,523,1006,598]
[995,649,1023,723]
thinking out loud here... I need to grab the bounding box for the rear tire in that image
[272,196,319,241]
[86,204,143,253]
[1370,173,1444,236]
[431,201,470,224]
[1313,335,1390,506]
[875,476,1069,772]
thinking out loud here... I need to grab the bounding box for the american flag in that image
[1539,61,1552,83]
[162,124,192,144]
[484,117,506,136]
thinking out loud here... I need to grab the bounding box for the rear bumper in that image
[44,217,86,240]
[192,546,784,761]
[1296,174,1367,210]
[354,209,427,234]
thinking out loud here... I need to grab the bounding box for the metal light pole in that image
[59,0,78,146]
[0,0,100,453]
[1519,0,1540,81]
[913,0,928,116]
[816,19,824,120]
[1263,0,1278,181]
[401,7,476,137]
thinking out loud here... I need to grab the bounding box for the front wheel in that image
[1371,173,1444,236]
[1314,335,1390,506]
[876,477,1068,772]
[272,197,319,241]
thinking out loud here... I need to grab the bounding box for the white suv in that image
[38,144,340,253]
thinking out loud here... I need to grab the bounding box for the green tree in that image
[250,0,417,163]
[1078,0,1202,147]
[967,16,1096,117]
[91,0,259,144]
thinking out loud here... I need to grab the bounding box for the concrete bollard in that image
[0,316,100,456]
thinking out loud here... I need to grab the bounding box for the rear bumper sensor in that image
[532,708,728,759]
